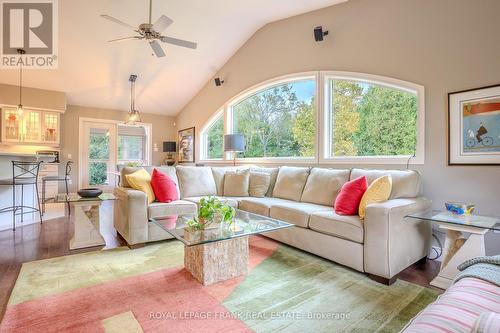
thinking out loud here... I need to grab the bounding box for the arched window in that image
[199,71,424,164]
[200,111,224,160]
[230,76,317,159]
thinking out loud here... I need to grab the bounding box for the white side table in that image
[406,210,499,289]
[55,193,116,250]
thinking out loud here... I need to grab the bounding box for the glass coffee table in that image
[406,210,499,289]
[152,209,293,285]
[55,193,116,250]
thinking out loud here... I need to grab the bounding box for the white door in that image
[81,121,117,190]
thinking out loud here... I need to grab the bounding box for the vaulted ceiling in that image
[0,0,347,115]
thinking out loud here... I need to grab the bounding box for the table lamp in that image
[224,134,245,166]
[163,141,177,166]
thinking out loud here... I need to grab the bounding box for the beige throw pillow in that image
[223,170,250,197]
[249,172,271,197]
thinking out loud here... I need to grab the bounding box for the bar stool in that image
[0,161,43,231]
[42,160,72,215]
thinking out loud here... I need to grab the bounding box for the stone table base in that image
[184,236,249,285]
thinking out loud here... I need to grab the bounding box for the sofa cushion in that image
[248,172,271,197]
[272,166,310,201]
[224,170,250,197]
[270,202,331,228]
[176,166,217,199]
[211,166,247,195]
[184,196,241,208]
[238,197,291,216]
[301,168,350,206]
[125,169,155,204]
[309,211,364,243]
[350,168,421,199]
[335,176,367,215]
[250,167,279,197]
[150,169,179,203]
[148,200,197,219]
[358,175,392,219]
[121,166,180,194]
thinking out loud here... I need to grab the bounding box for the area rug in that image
[0,236,439,333]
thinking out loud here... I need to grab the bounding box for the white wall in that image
[175,0,500,252]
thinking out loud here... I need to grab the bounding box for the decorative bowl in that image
[77,188,103,198]
[445,201,475,216]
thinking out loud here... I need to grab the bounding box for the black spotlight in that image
[314,26,329,42]
[214,77,224,86]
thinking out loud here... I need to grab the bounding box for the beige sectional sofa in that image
[113,165,431,284]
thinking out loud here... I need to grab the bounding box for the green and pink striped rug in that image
[0,236,438,332]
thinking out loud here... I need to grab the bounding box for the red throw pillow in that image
[334,176,368,215]
[150,169,179,203]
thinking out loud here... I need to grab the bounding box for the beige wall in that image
[175,0,500,220]
[0,83,66,111]
[61,104,176,191]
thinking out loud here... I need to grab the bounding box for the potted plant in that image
[185,196,235,233]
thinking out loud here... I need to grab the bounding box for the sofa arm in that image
[364,197,432,280]
[113,187,149,245]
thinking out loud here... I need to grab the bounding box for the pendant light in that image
[17,49,25,116]
[125,74,142,125]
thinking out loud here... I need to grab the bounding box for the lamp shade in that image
[224,134,245,152]
[163,141,177,152]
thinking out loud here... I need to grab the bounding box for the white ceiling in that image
[0,0,346,116]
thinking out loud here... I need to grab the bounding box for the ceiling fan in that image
[101,0,197,58]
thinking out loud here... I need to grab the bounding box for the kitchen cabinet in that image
[1,107,61,145]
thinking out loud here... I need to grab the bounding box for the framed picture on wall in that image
[449,84,500,165]
[178,127,195,163]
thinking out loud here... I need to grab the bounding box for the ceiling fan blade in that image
[107,36,142,43]
[160,36,197,49]
[149,40,166,57]
[100,14,137,31]
[152,15,173,33]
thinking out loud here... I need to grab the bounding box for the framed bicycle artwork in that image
[449,84,500,165]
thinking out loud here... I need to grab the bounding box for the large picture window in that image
[231,79,316,158]
[199,71,424,164]
[327,78,418,158]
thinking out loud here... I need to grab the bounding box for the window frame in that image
[199,71,424,165]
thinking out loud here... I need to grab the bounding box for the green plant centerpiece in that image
[186,196,235,232]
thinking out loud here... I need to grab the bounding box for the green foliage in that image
[331,81,363,156]
[124,161,142,167]
[234,84,304,158]
[89,162,107,185]
[354,86,417,156]
[89,133,109,185]
[206,116,224,159]
[89,134,109,160]
[186,196,236,231]
[292,99,316,157]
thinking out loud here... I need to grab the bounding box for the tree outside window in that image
[329,79,417,157]
[232,80,316,158]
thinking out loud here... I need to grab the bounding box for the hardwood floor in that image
[0,201,440,322]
